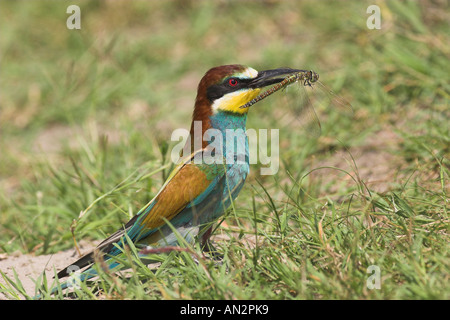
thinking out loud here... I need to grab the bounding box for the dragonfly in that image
[240,70,353,137]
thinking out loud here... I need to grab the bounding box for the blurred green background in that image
[0,0,448,299]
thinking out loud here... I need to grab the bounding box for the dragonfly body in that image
[240,70,319,109]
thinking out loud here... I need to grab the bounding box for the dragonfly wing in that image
[316,81,354,116]
[283,83,322,137]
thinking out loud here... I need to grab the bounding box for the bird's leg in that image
[200,226,223,261]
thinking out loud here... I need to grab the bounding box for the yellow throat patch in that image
[212,88,261,114]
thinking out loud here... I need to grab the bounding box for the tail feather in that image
[49,260,122,297]
[56,220,139,279]
[50,266,98,296]
[56,252,95,278]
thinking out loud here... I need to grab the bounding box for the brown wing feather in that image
[140,162,212,229]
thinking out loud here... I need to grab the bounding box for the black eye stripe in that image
[206,78,252,102]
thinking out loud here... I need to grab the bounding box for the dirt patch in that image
[310,125,406,194]
[0,241,96,299]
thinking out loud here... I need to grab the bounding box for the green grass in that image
[0,0,448,299]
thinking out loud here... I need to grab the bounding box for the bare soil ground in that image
[0,241,96,299]
[311,125,406,194]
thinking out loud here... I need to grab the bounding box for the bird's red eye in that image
[228,78,238,86]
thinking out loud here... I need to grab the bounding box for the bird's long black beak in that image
[249,67,307,89]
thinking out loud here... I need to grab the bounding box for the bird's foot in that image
[201,240,224,263]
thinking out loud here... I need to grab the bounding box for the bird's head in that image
[188,64,303,150]
[193,64,302,118]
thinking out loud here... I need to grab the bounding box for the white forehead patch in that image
[235,67,258,79]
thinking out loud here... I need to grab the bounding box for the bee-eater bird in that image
[53,64,303,292]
